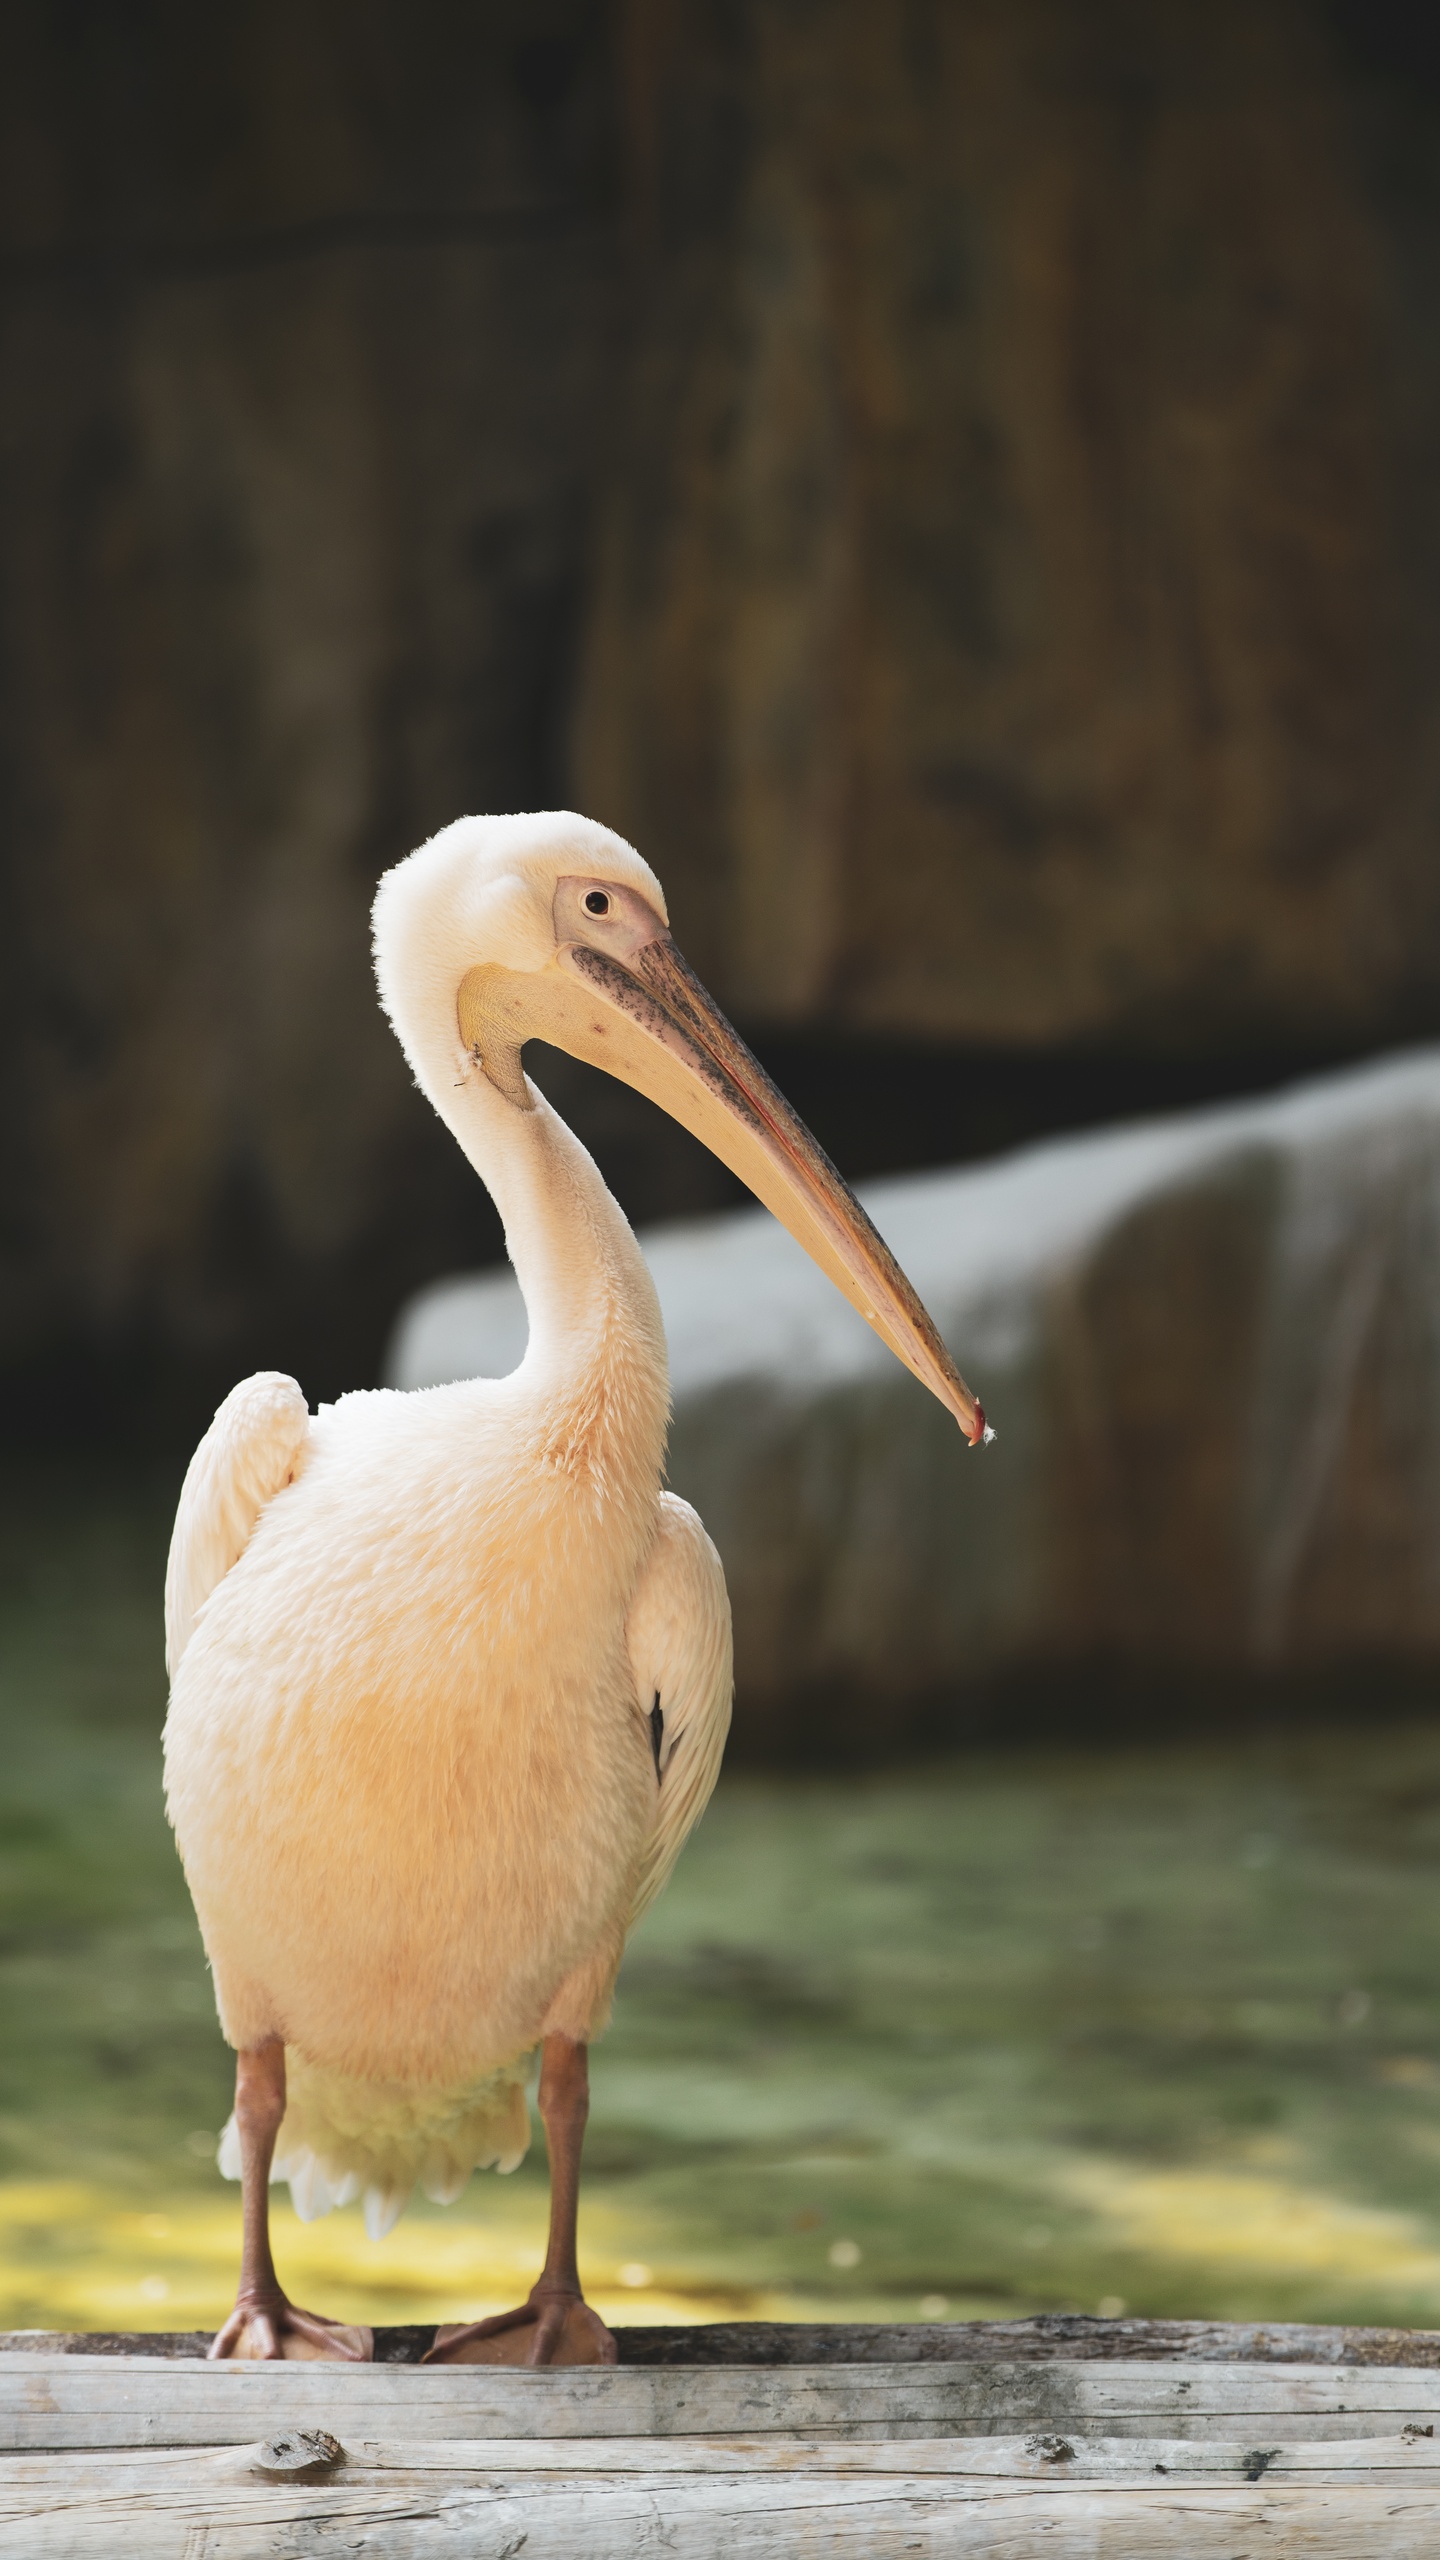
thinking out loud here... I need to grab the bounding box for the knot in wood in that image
[253,2429,345,2479]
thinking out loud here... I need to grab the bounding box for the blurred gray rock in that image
[387,1050,1440,1744]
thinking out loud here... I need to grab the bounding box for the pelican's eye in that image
[584,890,611,918]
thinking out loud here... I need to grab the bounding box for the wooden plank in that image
[8,2430,1440,2495]
[614,2315,1440,2370]
[4,2354,1440,2451]
[3,2470,1440,2558]
[9,2313,1440,2365]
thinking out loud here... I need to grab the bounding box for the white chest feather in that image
[165,1358,664,2085]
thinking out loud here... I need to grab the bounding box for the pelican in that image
[163,812,988,2364]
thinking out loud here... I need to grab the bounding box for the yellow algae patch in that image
[1061,2155,1440,2307]
[0,2179,777,2334]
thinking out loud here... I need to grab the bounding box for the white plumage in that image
[165,1185,730,2239]
[164,1373,309,1682]
[169,1355,729,2240]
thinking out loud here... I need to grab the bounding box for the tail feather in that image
[218,2048,532,2238]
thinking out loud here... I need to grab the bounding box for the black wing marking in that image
[649,1692,664,1780]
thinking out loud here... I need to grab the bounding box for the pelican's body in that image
[164,812,985,2360]
[167,1107,725,2235]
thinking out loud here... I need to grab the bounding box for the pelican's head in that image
[374,812,989,1444]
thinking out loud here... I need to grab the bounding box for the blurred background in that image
[5,0,1440,2339]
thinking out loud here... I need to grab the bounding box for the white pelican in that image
[163,812,988,2364]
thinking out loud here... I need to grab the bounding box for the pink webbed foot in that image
[209,2285,371,2362]
[425,2283,616,2367]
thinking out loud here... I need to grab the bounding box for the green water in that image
[4,1462,1440,2333]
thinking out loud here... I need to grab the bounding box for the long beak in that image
[458,936,990,1444]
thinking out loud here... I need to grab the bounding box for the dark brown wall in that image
[0,1,617,1428]
[578,0,1440,1050]
[2,0,1439,1436]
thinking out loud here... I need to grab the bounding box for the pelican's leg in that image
[525,2034,617,2365]
[425,2033,617,2366]
[208,2040,368,2362]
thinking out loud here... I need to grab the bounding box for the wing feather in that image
[164,1372,311,1677]
[625,1492,733,1929]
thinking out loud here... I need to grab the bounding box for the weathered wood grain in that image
[8,2315,1440,2366]
[615,2315,1440,2368]
[3,2468,1440,2558]
[8,2429,1440,2496]
[6,2335,1439,2553]
[3,2354,1439,2453]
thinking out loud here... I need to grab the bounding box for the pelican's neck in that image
[434,1055,669,1487]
